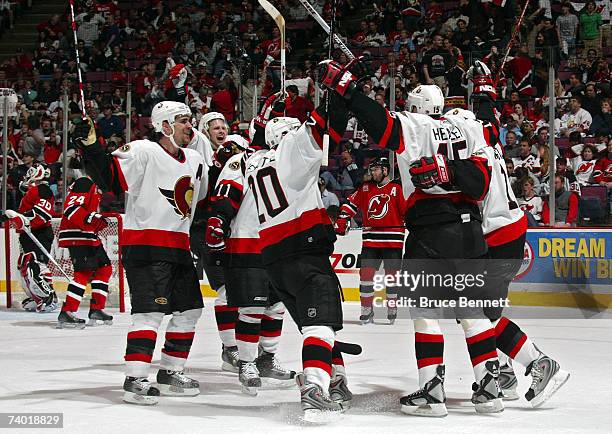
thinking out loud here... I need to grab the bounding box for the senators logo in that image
[159,176,194,220]
[368,194,391,219]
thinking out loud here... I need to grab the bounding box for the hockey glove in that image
[86,212,109,232]
[4,210,29,231]
[205,216,228,252]
[72,116,97,147]
[334,215,350,236]
[465,60,497,101]
[409,155,452,189]
[317,60,358,99]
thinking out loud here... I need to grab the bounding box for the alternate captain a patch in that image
[159,175,194,219]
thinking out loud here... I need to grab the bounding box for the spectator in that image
[421,33,452,88]
[210,81,236,123]
[541,175,579,227]
[556,2,578,56]
[590,98,612,137]
[556,96,593,137]
[593,138,612,212]
[579,1,602,55]
[43,130,62,164]
[97,104,124,139]
[556,157,581,194]
[570,143,605,186]
[320,150,364,191]
[512,138,540,173]
[318,177,340,208]
[517,176,543,226]
[284,85,314,123]
[581,83,603,119]
[500,113,522,148]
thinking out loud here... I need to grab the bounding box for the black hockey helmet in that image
[368,157,391,172]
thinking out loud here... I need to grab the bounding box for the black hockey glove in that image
[72,117,97,148]
[409,155,452,189]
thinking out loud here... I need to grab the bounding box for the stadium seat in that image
[579,186,608,224]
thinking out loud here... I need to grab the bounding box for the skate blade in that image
[530,369,570,408]
[359,317,374,325]
[331,397,352,409]
[388,319,396,325]
[123,391,158,405]
[56,321,86,330]
[475,398,504,414]
[302,409,343,424]
[241,384,259,396]
[221,361,239,373]
[260,376,296,389]
[157,384,200,397]
[400,403,448,417]
[87,319,113,327]
[501,388,520,401]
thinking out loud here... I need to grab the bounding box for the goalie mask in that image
[23,163,51,186]
[407,85,444,116]
[265,117,301,149]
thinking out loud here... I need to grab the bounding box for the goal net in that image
[2,214,127,312]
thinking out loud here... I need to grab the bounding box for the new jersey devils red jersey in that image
[593,157,612,183]
[18,183,55,231]
[58,177,103,248]
[342,179,406,249]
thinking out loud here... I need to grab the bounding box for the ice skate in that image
[387,304,397,325]
[297,373,344,424]
[88,309,113,326]
[56,310,86,329]
[471,360,504,414]
[359,306,374,325]
[123,377,160,405]
[400,364,447,417]
[256,350,296,388]
[239,361,261,396]
[37,293,58,313]
[499,360,519,400]
[156,370,200,396]
[221,345,239,373]
[525,353,570,408]
[329,374,353,407]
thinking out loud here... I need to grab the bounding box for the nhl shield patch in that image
[307,308,317,318]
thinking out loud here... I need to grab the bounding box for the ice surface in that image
[1,297,610,433]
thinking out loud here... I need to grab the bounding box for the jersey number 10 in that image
[248,167,289,224]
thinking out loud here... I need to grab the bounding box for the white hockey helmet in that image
[265,117,301,148]
[199,111,227,134]
[23,164,50,185]
[151,100,192,134]
[407,85,445,116]
[444,107,476,121]
[223,134,249,151]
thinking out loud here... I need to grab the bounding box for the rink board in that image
[2,227,612,308]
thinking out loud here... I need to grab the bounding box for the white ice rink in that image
[1,300,611,433]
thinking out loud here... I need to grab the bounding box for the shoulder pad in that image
[37,183,54,199]
[71,177,95,193]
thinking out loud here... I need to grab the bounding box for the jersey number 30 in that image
[248,167,289,224]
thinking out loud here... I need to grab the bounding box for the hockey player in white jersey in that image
[76,101,207,405]
[318,60,504,416]
[222,95,351,422]
[465,61,569,407]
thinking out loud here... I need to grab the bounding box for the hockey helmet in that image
[151,100,192,134]
[368,157,391,172]
[407,85,444,116]
[199,111,227,134]
[23,163,51,185]
[222,134,249,153]
[265,117,301,149]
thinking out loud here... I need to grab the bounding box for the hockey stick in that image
[258,0,286,99]
[321,0,338,167]
[23,226,73,282]
[68,0,87,120]
[297,0,355,60]
[335,341,362,355]
[494,0,530,88]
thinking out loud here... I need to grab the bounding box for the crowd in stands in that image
[0,0,610,226]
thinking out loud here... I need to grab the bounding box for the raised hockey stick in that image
[297,0,355,60]
[321,0,338,167]
[259,0,286,99]
[494,0,530,87]
[68,0,87,120]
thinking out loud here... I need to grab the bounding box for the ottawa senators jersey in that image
[212,151,263,267]
[111,140,206,264]
[342,179,406,249]
[18,183,54,232]
[243,124,335,265]
[444,110,526,247]
[58,177,103,247]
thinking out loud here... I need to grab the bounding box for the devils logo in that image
[368,194,390,219]
[159,176,194,220]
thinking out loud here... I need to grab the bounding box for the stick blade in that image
[258,0,283,23]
